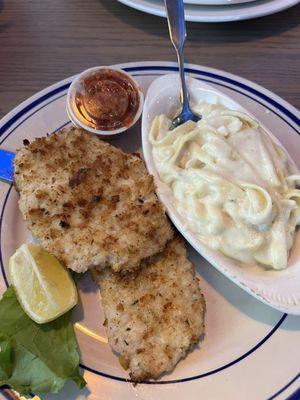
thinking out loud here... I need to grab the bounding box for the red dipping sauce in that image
[74,69,140,131]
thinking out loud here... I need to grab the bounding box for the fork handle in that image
[164,0,189,109]
[164,0,186,49]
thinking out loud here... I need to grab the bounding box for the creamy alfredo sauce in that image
[150,99,300,270]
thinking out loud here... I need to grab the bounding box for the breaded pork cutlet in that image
[14,127,173,273]
[94,237,205,381]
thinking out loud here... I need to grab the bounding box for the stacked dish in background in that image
[117,0,299,22]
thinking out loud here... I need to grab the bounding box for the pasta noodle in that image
[150,99,300,270]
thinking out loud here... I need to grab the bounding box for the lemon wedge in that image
[9,244,77,324]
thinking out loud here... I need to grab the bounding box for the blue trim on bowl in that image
[0,65,299,397]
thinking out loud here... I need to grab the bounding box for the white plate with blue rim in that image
[0,61,299,400]
[117,0,300,22]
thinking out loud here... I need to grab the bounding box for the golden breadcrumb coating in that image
[94,237,205,381]
[14,127,173,273]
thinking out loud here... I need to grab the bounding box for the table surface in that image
[0,0,299,119]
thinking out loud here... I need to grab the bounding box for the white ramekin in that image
[66,66,144,138]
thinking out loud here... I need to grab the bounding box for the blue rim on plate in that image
[0,63,299,399]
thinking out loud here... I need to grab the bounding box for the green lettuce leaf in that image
[0,334,13,379]
[0,286,86,395]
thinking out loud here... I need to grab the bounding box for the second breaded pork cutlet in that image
[94,237,206,381]
[14,126,173,273]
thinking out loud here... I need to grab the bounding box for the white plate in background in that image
[117,0,300,22]
[0,61,299,400]
[184,0,256,6]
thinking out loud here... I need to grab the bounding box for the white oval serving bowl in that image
[67,66,144,138]
[142,73,300,315]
